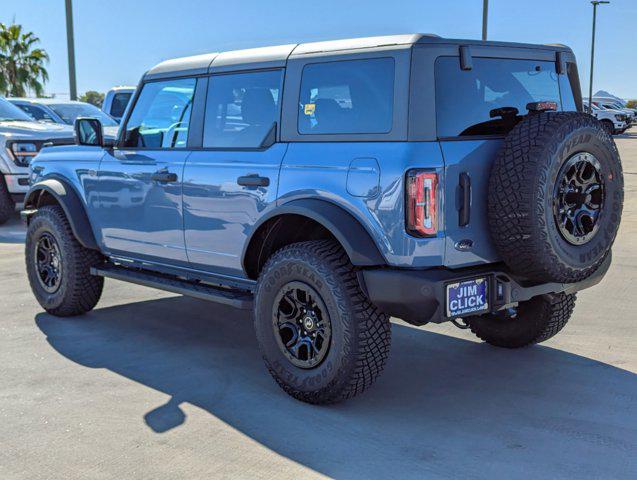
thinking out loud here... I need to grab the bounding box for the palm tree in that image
[0,23,49,97]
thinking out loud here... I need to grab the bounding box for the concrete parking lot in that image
[1,131,636,479]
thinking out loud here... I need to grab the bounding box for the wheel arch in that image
[24,178,98,250]
[242,199,386,279]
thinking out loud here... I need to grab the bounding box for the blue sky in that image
[2,0,636,99]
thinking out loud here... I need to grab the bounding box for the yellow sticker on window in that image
[304,103,316,115]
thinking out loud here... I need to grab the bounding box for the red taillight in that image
[406,170,438,237]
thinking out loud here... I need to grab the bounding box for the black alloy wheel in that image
[25,205,104,316]
[254,240,391,404]
[34,232,63,293]
[272,281,332,369]
[553,152,604,246]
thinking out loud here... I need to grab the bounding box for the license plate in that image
[446,277,489,317]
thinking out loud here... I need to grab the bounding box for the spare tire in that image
[488,112,623,283]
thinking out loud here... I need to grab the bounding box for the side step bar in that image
[91,264,253,310]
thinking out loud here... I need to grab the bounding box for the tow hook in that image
[450,318,470,329]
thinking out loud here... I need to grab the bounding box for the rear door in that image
[435,54,572,267]
[94,77,197,264]
[182,69,285,277]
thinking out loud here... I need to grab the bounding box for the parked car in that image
[9,98,119,139]
[102,86,135,123]
[586,97,635,123]
[22,34,624,404]
[0,96,74,224]
[592,95,637,116]
[583,103,629,134]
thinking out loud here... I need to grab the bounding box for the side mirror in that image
[75,117,104,147]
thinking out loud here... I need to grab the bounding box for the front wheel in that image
[466,293,576,348]
[600,120,615,135]
[254,240,391,404]
[25,205,104,316]
[0,175,15,225]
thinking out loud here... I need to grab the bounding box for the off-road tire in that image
[254,240,391,404]
[467,292,576,348]
[25,205,104,316]
[489,112,623,283]
[0,175,15,225]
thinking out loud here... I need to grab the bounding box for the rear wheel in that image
[466,293,576,348]
[25,205,104,316]
[254,240,391,404]
[0,175,15,225]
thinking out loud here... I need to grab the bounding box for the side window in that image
[111,92,133,118]
[19,104,55,122]
[435,57,562,137]
[203,70,283,148]
[123,78,196,149]
[298,58,394,135]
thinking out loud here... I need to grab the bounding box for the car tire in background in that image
[25,205,104,316]
[254,240,391,404]
[488,112,623,283]
[600,119,615,136]
[0,175,15,225]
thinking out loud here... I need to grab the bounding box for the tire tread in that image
[255,240,391,404]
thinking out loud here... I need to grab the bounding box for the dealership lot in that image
[1,131,636,479]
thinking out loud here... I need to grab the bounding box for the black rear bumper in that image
[360,254,611,325]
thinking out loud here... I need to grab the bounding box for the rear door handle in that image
[151,171,178,183]
[459,172,471,227]
[237,174,270,187]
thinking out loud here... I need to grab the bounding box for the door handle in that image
[151,171,178,183]
[237,174,270,187]
[459,172,471,227]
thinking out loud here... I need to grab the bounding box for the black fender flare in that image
[242,198,386,273]
[24,178,98,250]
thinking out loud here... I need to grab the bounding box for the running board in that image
[91,264,253,310]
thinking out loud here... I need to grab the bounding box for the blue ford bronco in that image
[22,34,624,404]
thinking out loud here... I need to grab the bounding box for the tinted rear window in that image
[435,57,563,137]
[111,92,133,118]
[298,58,394,135]
[203,70,283,148]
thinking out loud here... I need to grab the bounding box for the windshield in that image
[0,97,35,122]
[49,103,118,126]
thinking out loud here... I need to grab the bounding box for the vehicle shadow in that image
[0,213,26,244]
[35,296,637,479]
[616,129,637,139]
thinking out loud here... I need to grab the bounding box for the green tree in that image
[79,90,105,108]
[0,23,49,97]
[626,99,637,109]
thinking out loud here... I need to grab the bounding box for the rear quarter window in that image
[111,92,133,118]
[298,57,395,135]
[435,57,563,137]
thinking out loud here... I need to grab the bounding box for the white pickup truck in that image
[584,103,629,135]
[0,97,74,224]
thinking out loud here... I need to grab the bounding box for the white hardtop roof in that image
[145,34,431,77]
[145,33,572,78]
